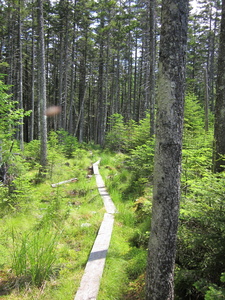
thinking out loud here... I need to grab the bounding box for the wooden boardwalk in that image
[74,160,116,300]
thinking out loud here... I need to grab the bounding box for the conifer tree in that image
[146,0,189,299]
[37,0,47,168]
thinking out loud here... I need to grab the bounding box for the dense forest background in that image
[0,0,221,145]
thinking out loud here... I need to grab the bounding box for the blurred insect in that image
[45,106,61,116]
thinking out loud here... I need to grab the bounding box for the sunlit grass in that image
[97,151,148,300]
[1,148,148,299]
[0,147,105,299]
[98,220,131,300]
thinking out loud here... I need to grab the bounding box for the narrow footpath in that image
[74,160,117,300]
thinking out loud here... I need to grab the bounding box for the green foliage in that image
[105,113,151,153]
[0,142,34,207]
[103,94,223,299]
[56,130,79,158]
[133,196,152,223]
[0,145,104,298]
[98,151,151,300]
[1,89,225,299]
[128,197,151,249]
[0,78,31,142]
[0,80,19,140]
[37,190,70,229]
[48,130,59,149]
[11,226,59,286]
[125,248,147,280]
[125,139,154,180]
[105,113,153,197]
[175,94,225,299]
[0,79,32,204]
[24,140,41,167]
[175,269,201,300]
[204,272,225,299]
[184,93,205,134]
[132,115,151,146]
[105,114,126,151]
[194,277,225,300]
[205,286,225,300]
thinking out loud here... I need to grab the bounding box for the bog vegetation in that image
[0,0,224,298]
[1,78,225,299]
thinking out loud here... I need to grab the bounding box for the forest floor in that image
[0,148,147,300]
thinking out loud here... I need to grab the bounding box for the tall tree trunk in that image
[62,2,70,131]
[58,31,64,129]
[137,49,144,121]
[38,0,47,168]
[213,0,225,173]
[208,3,219,112]
[204,67,209,132]
[78,52,86,143]
[18,0,24,151]
[68,23,77,135]
[149,0,156,136]
[30,1,35,141]
[115,50,120,114]
[146,0,189,299]
[133,33,138,121]
[96,16,105,146]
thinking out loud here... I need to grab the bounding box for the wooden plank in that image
[97,180,117,214]
[74,213,114,300]
[93,160,100,175]
[74,160,117,300]
[93,160,117,214]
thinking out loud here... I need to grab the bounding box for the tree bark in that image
[204,67,209,132]
[146,0,189,299]
[149,0,156,137]
[18,0,24,151]
[96,16,105,146]
[213,0,225,173]
[30,0,35,141]
[37,0,47,168]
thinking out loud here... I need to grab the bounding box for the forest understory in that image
[0,0,225,298]
[1,94,225,299]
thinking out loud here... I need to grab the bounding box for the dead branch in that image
[51,178,78,188]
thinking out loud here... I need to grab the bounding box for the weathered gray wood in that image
[93,160,117,214]
[74,213,114,300]
[92,160,100,175]
[74,160,117,300]
[51,178,78,188]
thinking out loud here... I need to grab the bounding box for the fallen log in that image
[51,178,78,188]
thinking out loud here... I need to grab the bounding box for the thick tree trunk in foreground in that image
[213,0,225,173]
[146,1,189,299]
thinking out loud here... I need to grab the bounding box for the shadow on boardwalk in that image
[74,160,117,300]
